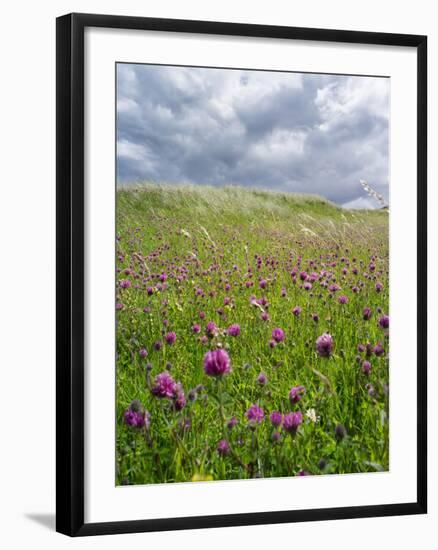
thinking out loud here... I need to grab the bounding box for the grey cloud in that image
[116,64,389,207]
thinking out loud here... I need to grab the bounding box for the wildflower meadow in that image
[116,184,389,485]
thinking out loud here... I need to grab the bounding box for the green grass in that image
[116,183,389,485]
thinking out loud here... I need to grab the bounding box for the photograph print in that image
[115,62,390,486]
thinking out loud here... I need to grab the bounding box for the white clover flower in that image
[305,408,320,423]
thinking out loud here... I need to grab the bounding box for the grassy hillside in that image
[118,184,388,257]
[116,184,389,485]
[117,182,387,222]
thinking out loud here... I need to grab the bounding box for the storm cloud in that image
[117,63,389,208]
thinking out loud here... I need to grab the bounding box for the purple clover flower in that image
[373,342,385,356]
[270,411,283,427]
[283,411,303,434]
[363,307,372,321]
[227,416,238,429]
[152,372,177,399]
[379,315,389,329]
[227,324,241,337]
[154,340,162,351]
[362,360,371,375]
[292,306,302,317]
[289,385,306,404]
[203,349,231,377]
[245,404,265,424]
[217,439,231,456]
[165,332,177,345]
[188,389,197,401]
[124,410,145,428]
[272,328,285,343]
[206,321,218,338]
[174,388,186,411]
[316,333,334,357]
[124,403,150,429]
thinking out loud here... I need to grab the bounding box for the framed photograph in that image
[56,12,427,536]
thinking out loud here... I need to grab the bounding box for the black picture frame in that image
[56,12,427,537]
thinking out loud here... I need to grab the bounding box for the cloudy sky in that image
[117,63,389,208]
